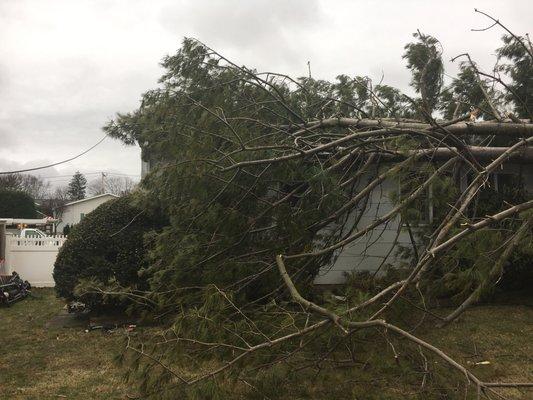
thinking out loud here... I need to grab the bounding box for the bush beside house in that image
[53,195,161,309]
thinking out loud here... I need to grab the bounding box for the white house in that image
[55,193,118,233]
[140,148,533,285]
[314,163,533,284]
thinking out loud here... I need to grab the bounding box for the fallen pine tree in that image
[88,10,533,399]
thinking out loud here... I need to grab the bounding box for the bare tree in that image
[87,175,136,196]
[0,173,51,199]
[40,186,70,218]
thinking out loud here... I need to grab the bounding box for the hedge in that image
[53,195,162,309]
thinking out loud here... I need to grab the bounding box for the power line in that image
[0,134,108,175]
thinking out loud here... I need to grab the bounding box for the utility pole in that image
[101,172,107,194]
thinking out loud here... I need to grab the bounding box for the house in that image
[55,193,118,233]
[140,147,533,285]
[314,162,533,284]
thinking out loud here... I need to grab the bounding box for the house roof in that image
[63,193,119,207]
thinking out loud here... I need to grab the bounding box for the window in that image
[80,213,86,221]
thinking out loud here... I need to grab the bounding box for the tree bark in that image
[293,118,533,137]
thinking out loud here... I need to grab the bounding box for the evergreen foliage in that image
[104,39,357,306]
[66,171,87,200]
[0,189,37,218]
[438,63,500,121]
[53,196,163,309]
[402,32,444,116]
[101,29,533,398]
[62,223,71,236]
[496,34,533,119]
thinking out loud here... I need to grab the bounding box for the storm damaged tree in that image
[103,11,533,400]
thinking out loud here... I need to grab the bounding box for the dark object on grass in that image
[84,323,136,334]
[0,271,31,305]
[84,323,117,333]
[67,301,88,314]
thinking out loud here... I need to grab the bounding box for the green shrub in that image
[0,189,36,218]
[53,195,163,309]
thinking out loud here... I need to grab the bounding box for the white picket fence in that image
[3,235,67,287]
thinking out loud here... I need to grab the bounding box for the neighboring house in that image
[55,193,118,233]
[140,150,533,285]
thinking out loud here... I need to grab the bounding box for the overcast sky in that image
[0,0,531,187]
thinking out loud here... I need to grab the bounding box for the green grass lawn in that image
[0,289,531,399]
[0,288,128,400]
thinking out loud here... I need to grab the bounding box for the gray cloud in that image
[160,1,322,47]
[161,0,323,57]
[159,0,323,69]
[0,0,531,186]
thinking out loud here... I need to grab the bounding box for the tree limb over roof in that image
[287,118,533,137]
